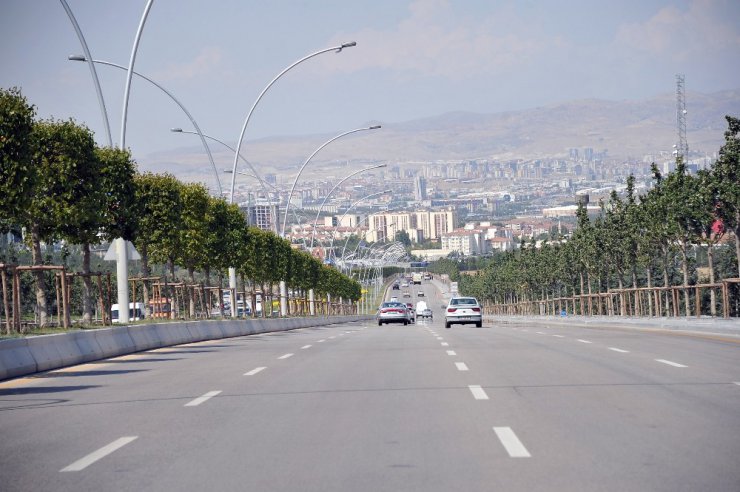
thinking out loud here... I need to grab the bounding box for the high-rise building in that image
[414,176,427,201]
[242,201,280,232]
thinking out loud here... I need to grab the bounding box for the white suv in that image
[445,297,482,328]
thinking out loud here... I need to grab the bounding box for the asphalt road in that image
[1,280,739,491]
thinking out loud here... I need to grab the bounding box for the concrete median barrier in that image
[0,338,37,380]
[93,326,136,358]
[70,331,105,364]
[126,324,164,352]
[1,315,373,381]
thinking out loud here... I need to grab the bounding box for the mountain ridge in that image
[144,89,740,186]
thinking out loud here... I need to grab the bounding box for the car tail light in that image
[447,308,457,313]
[472,307,481,312]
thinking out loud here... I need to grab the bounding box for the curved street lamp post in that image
[227,41,356,316]
[281,125,381,238]
[69,56,222,196]
[308,163,387,250]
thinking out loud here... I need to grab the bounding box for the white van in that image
[111,302,145,323]
[416,300,431,318]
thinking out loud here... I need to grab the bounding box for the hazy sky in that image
[2,0,739,161]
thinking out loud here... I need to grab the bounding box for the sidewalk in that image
[484,314,740,339]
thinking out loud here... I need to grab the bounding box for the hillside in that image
[143,89,740,186]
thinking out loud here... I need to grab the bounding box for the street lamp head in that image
[68,54,86,62]
[368,125,382,130]
[170,128,183,132]
[337,41,357,52]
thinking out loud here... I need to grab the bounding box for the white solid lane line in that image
[609,347,629,353]
[60,436,138,472]
[656,359,687,368]
[278,353,294,360]
[441,342,449,347]
[493,427,531,458]
[185,391,222,407]
[577,339,592,344]
[244,367,266,376]
[446,350,457,356]
[455,362,469,371]
[468,385,489,400]
[301,345,312,349]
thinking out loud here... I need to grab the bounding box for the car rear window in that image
[450,298,477,306]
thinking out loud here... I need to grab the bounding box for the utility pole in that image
[676,74,689,163]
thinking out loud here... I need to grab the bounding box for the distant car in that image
[403,291,411,298]
[445,296,482,328]
[416,300,432,319]
[417,291,425,297]
[390,296,399,302]
[401,282,409,288]
[405,303,416,323]
[377,302,411,325]
[392,284,400,290]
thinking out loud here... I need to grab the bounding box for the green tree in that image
[28,119,99,326]
[713,116,740,276]
[0,87,36,232]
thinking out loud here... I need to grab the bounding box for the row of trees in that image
[458,116,740,317]
[1,87,360,327]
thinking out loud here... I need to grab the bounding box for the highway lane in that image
[1,279,739,491]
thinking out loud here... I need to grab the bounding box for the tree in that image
[177,182,210,316]
[0,87,36,231]
[133,173,182,315]
[27,118,99,326]
[713,116,740,277]
[134,173,182,280]
[395,230,412,247]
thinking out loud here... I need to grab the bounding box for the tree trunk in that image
[735,218,740,278]
[82,242,93,324]
[707,242,716,316]
[30,223,48,328]
[662,246,670,316]
[646,266,654,317]
[140,245,151,318]
[680,240,690,317]
[188,266,195,318]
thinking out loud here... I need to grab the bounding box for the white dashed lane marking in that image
[468,385,489,400]
[493,427,531,458]
[185,390,222,407]
[455,362,469,371]
[441,342,449,347]
[244,367,266,376]
[577,339,592,344]
[301,345,312,349]
[609,347,629,353]
[446,350,457,356]
[60,436,138,472]
[552,334,565,338]
[278,353,294,360]
[656,359,687,368]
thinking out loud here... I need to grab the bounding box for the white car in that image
[445,296,482,328]
[377,302,411,325]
